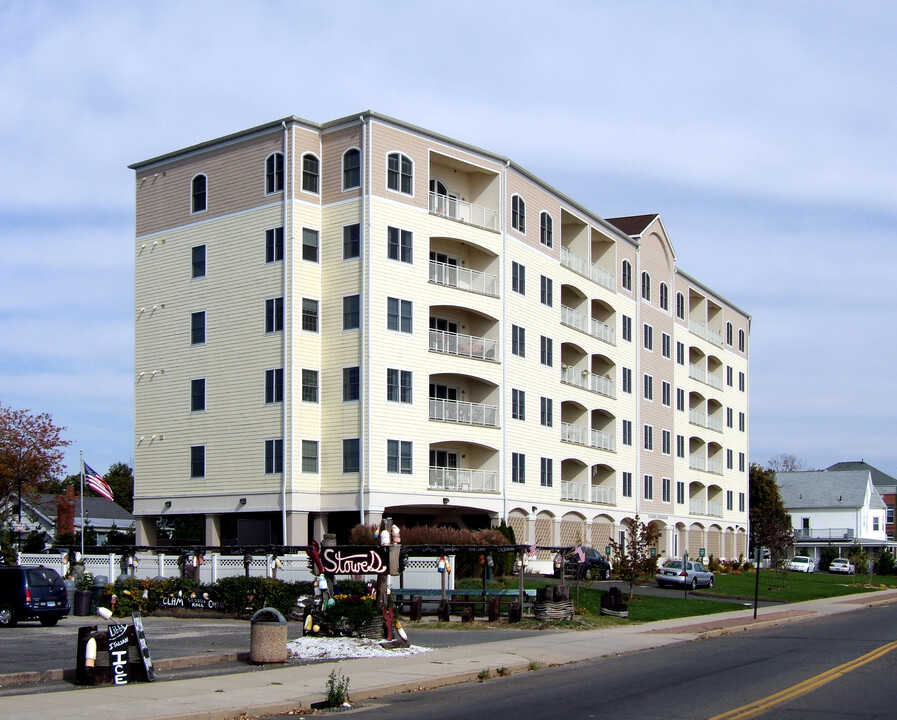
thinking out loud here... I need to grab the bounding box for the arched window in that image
[641,271,651,301]
[266,153,284,194]
[302,154,319,193]
[511,195,525,232]
[191,174,207,213]
[387,152,413,194]
[540,212,552,247]
[660,283,669,311]
[676,292,685,319]
[343,148,360,189]
[726,322,733,345]
[738,329,745,352]
[622,260,632,291]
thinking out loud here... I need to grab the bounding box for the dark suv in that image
[0,565,70,627]
[553,547,611,581]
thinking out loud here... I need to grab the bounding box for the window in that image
[727,366,733,386]
[266,227,283,263]
[540,275,553,306]
[540,397,553,427]
[739,329,745,352]
[301,369,318,402]
[738,492,745,512]
[512,452,525,483]
[302,154,319,193]
[662,333,671,358]
[662,381,671,407]
[644,475,653,500]
[677,388,685,411]
[387,368,412,403]
[265,368,283,404]
[738,452,745,472]
[302,298,318,332]
[739,412,745,432]
[660,283,669,311]
[387,227,413,263]
[726,490,734,511]
[265,438,284,474]
[511,195,526,232]
[727,408,733,428]
[676,292,685,319]
[190,445,205,479]
[643,374,653,400]
[540,336,553,366]
[512,388,526,420]
[889,507,895,524]
[676,341,685,365]
[676,434,685,458]
[387,152,412,194]
[622,472,632,497]
[739,371,745,391]
[192,245,206,279]
[726,322,733,346]
[623,420,632,446]
[641,272,651,301]
[677,481,686,505]
[266,152,284,194]
[191,174,206,213]
[302,440,318,473]
[387,440,413,474]
[191,378,205,412]
[512,325,526,357]
[387,297,412,333]
[343,438,360,473]
[622,367,632,394]
[644,425,653,450]
[343,148,361,190]
[622,260,632,291]
[191,311,206,345]
[265,297,284,333]
[512,261,526,294]
[343,295,360,330]
[662,429,671,454]
[540,212,552,247]
[662,477,671,503]
[540,457,553,487]
[622,315,632,342]
[302,228,319,262]
[343,224,360,259]
[643,324,653,350]
[343,366,360,402]
[727,449,733,470]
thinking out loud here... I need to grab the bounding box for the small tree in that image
[750,464,793,588]
[875,550,896,576]
[819,546,838,572]
[846,543,868,575]
[608,515,661,601]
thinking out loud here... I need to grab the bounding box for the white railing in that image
[561,481,588,502]
[689,453,706,472]
[429,330,498,362]
[429,191,499,231]
[591,485,616,505]
[591,318,615,345]
[591,429,615,452]
[793,528,855,540]
[560,364,615,398]
[706,372,723,390]
[561,422,589,446]
[558,247,614,290]
[707,502,724,517]
[707,415,723,432]
[428,467,498,492]
[561,304,590,334]
[707,328,723,347]
[689,363,706,384]
[429,260,499,297]
[689,318,706,338]
[429,398,499,427]
[689,409,707,427]
[708,458,724,475]
[689,499,706,515]
[591,264,615,291]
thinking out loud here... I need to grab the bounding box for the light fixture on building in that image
[239,497,247,506]
[163,500,171,509]
[442,498,449,505]
[532,506,538,513]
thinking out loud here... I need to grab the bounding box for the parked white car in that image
[829,558,856,574]
[787,556,814,573]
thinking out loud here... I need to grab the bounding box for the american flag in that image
[83,461,115,502]
[575,544,586,563]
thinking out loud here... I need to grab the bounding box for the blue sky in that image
[1,1,896,478]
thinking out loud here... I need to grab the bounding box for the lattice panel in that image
[736,529,747,558]
[688,528,703,556]
[591,522,613,550]
[508,514,526,545]
[535,517,552,559]
[560,519,585,547]
[707,529,721,558]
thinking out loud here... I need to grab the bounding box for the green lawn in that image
[707,569,896,603]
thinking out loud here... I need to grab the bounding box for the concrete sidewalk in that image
[7,588,897,720]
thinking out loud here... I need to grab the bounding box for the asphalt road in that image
[336,602,897,720]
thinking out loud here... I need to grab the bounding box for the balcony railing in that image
[591,429,615,452]
[429,260,499,298]
[689,499,706,515]
[429,191,499,231]
[560,481,616,505]
[793,528,855,540]
[429,398,499,427]
[689,409,707,428]
[707,328,723,347]
[429,330,498,362]
[688,363,723,390]
[707,415,723,432]
[689,453,706,472]
[591,318,615,345]
[591,485,615,505]
[560,364,615,398]
[428,467,498,493]
[707,501,723,517]
[559,247,615,291]
[560,305,615,345]
[707,458,723,475]
[561,422,589,446]
[689,317,723,348]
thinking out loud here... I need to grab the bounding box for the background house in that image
[825,461,897,542]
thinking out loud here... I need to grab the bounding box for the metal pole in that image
[753,545,761,619]
[17,475,22,551]
[79,451,85,558]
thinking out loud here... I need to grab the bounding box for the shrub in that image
[846,544,868,575]
[323,594,378,629]
[213,576,313,616]
[819,547,838,572]
[325,669,350,707]
[706,555,723,573]
[875,550,896,575]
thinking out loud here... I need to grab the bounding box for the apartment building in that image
[130,112,750,560]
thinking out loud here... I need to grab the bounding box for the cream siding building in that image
[130,112,750,558]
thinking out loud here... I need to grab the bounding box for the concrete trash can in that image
[250,608,288,663]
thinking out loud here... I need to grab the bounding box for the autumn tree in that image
[749,463,793,587]
[608,514,661,600]
[0,404,71,517]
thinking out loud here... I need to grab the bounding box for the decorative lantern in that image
[437,556,446,573]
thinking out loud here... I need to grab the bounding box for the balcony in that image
[429,260,498,298]
[689,318,723,348]
[560,305,615,346]
[561,364,615,398]
[793,528,855,540]
[591,485,615,505]
[591,429,615,452]
[429,330,498,362]
[428,466,498,493]
[689,454,706,472]
[707,501,723,517]
[560,247,615,291]
[689,363,723,390]
[689,409,707,428]
[429,192,498,231]
[560,481,616,505]
[689,499,706,515]
[429,398,499,427]
[707,458,723,475]
[561,422,589,446]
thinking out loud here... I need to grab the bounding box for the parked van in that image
[0,565,70,627]
[787,555,814,573]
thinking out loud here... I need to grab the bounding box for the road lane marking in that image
[708,638,897,720]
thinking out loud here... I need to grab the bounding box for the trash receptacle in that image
[64,578,76,613]
[249,607,288,663]
[74,590,92,616]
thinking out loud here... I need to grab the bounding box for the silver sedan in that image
[656,560,715,590]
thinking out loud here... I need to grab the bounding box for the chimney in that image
[57,492,75,537]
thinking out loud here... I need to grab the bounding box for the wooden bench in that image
[392,588,536,619]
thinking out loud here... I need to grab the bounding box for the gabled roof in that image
[776,470,887,510]
[825,461,897,488]
[604,214,659,237]
[27,494,134,525]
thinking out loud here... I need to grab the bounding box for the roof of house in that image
[27,494,134,526]
[825,460,897,488]
[605,214,659,237]
[776,470,887,510]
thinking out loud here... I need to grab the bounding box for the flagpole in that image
[79,450,85,558]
